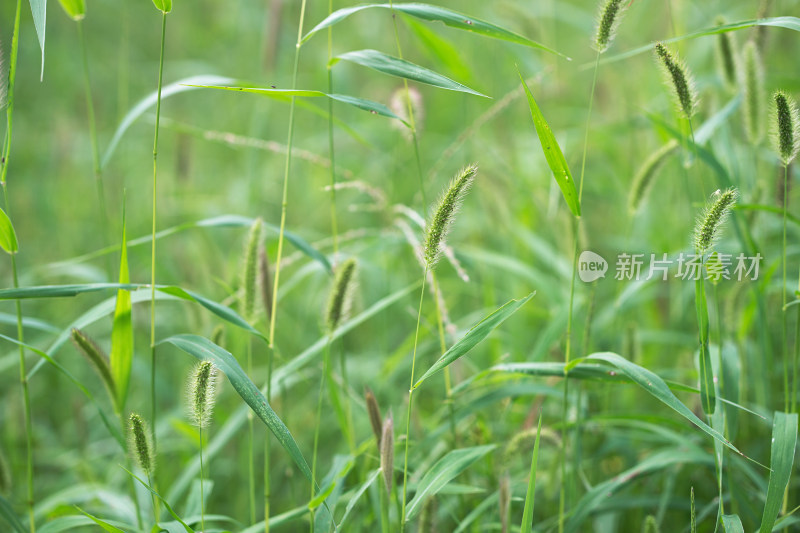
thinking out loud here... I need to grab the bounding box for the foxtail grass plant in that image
[266,3,308,528]
[401,164,476,533]
[149,0,170,459]
[561,3,626,529]
[694,188,738,416]
[70,328,118,413]
[129,412,157,523]
[380,413,394,533]
[714,17,738,92]
[1,2,34,530]
[772,90,799,412]
[742,42,765,146]
[187,361,218,533]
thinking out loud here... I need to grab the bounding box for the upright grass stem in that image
[782,163,789,411]
[265,3,307,530]
[149,10,168,456]
[1,1,34,530]
[326,0,339,260]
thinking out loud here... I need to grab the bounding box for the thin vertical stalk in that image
[265,2,307,529]
[326,0,339,260]
[247,339,256,525]
[149,11,168,455]
[401,268,428,533]
[199,426,206,533]
[310,338,332,533]
[782,163,789,411]
[1,1,34,531]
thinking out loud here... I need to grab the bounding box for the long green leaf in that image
[160,334,313,482]
[122,467,192,532]
[334,49,488,97]
[520,412,543,533]
[186,84,407,124]
[601,17,800,66]
[518,70,580,217]
[722,514,745,533]
[405,444,496,521]
[695,276,715,414]
[302,3,568,58]
[759,412,798,533]
[28,0,46,77]
[0,207,18,254]
[414,292,534,388]
[74,507,125,533]
[101,75,234,169]
[110,205,132,412]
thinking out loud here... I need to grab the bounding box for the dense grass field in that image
[1,0,799,531]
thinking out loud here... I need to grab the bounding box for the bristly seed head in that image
[259,246,273,323]
[714,17,739,90]
[423,164,478,268]
[773,90,799,165]
[655,42,698,119]
[628,140,679,213]
[241,218,263,323]
[694,188,738,253]
[188,360,218,428]
[742,41,765,144]
[380,413,394,493]
[70,328,117,406]
[365,387,383,448]
[325,258,358,333]
[594,0,626,53]
[129,413,154,474]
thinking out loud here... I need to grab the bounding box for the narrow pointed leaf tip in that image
[518,70,581,217]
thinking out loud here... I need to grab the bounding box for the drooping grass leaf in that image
[38,515,131,533]
[518,69,580,217]
[722,514,745,533]
[302,3,568,59]
[405,444,496,521]
[334,49,488,98]
[102,75,235,169]
[110,202,132,412]
[413,292,535,388]
[160,334,314,483]
[74,507,125,533]
[758,412,798,533]
[520,412,543,533]
[0,207,18,254]
[186,84,407,125]
[601,17,800,66]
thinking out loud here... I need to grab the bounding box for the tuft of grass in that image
[655,42,698,119]
[423,164,478,268]
[594,0,626,53]
[694,188,738,254]
[742,41,765,144]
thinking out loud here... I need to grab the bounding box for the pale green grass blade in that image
[737,204,800,227]
[38,516,131,533]
[414,292,535,388]
[602,17,800,66]
[722,514,745,533]
[0,207,18,254]
[0,495,26,533]
[518,69,580,217]
[187,84,407,124]
[339,468,381,528]
[110,205,132,412]
[0,332,125,448]
[334,49,488,97]
[101,75,235,169]
[28,0,46,78]
[520,412,543,533]
[57,0,85,19]
[122,467,193,532]
[48,214,332,274]
[74,507,125,533]
[152,0,172,12]
[758,412,798,533]
[405,444,496,521]
[160,334,314,483]
[302,3,568,58]
[695,277,715,415]
[583,353,752,460]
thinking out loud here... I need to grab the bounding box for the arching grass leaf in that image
[0,207,18,254]
[758,412,798,533]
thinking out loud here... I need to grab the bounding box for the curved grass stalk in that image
[1,1,35,530]
[265,3,308,531]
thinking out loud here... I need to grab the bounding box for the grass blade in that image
[722,514,744,533]
[413,292,535,388]
[28,0,46,77]
[122,467,193,532]
[520,412,543,533]
[405,444,496,521]
[334,49,488,97]
[302,3,568,58]
[160,334,314,483]
[518,69,580,217]
[73,507,125,533]
[0,495,26,533]
[758,412,798,533]
[0,207,18,254]
[110,204,132,412]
